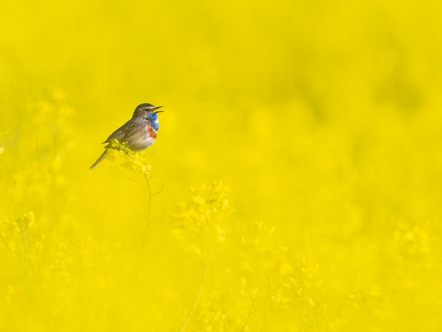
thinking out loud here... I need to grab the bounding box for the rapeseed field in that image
[1,0,442,331]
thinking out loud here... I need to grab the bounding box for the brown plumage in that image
[90,103,163,169]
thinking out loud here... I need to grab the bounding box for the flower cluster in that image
[107,140,152,176]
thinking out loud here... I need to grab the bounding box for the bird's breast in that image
[146,124,157,139]
[133,124,157,151]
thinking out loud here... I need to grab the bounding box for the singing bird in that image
[90,103,163,169]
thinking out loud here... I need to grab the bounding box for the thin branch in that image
[140,172,153,253]
[179,217,215,332]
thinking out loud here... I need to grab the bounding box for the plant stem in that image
[140,172,152,253]
[179,217,215,332]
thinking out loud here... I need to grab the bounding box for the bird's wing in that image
[102,120,145,144]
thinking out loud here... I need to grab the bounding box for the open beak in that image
[154,106,164,113]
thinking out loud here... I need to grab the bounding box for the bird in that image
[90,103,164,169]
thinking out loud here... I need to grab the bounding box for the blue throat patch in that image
[147,113,160,131]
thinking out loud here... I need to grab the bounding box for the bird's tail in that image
[90,150,108,170]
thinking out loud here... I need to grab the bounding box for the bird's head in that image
[133,103,164,119]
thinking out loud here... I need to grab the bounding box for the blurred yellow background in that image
[1,0,442,331]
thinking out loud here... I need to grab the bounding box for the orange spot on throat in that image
[147,125,157,139]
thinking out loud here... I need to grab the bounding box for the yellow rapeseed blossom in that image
[1,0,442,331]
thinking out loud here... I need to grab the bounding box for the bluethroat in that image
[90,103,163,169]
